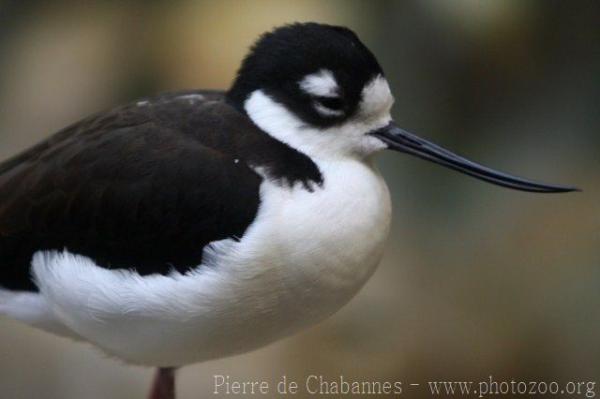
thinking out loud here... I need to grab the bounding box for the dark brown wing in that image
[0,91,266,290]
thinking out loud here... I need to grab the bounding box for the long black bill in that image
[371,122,578,193]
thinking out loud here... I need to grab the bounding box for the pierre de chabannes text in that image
[213,375,597,397]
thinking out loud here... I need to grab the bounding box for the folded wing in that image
[0,91,263,291]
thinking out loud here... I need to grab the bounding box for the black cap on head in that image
[227,23,384,127]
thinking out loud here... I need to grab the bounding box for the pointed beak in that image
[371,122,579,193]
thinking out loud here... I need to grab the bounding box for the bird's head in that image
[227,23,576,193]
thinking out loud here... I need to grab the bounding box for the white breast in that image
[236,158,392,323]
[20,158,391,367]
[250,158,392,306]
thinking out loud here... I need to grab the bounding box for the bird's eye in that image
[315,96,344,111]
[312,96,345,118]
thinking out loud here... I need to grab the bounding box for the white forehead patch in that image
[299,69,339,98]
[359,75,394,118]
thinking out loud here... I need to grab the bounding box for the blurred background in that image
[0,1,598,398]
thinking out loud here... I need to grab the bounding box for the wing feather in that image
[0,91,263,290]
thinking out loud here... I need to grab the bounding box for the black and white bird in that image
[0,23,576,399]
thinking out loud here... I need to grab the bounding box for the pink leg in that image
[148,368,176,399]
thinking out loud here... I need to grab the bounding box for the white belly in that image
[7,159,391,366]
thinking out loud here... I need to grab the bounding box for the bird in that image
[0,22,576,399]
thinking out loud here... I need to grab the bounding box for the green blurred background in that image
[0,1,598,398]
